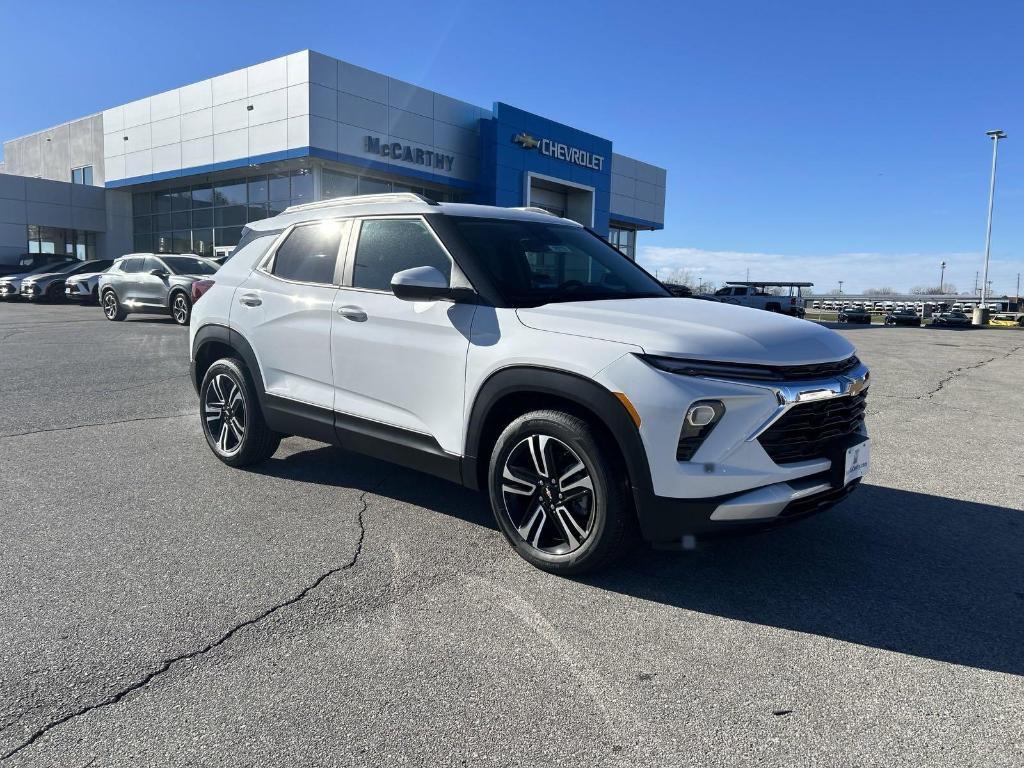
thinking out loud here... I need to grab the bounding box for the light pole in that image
[977,129,1006,324]
[940,261,946,294]
[838,280,844,297]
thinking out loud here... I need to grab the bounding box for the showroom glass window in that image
[26,226,95,260]
[269,221,343,285]
[607,226,636,260]
[131,168,316,257]
[352,218,451,291]
[132,167,466,257]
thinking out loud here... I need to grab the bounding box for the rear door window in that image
[121,258,143,274]
[269,221,344,285]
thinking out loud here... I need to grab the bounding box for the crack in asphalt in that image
[0,488,372,762]
[869,342,1024,416]
[0,413,193,440]
[0,706,43,737]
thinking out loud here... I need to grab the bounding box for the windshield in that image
[160,256,218,275]
[449,217,668,306]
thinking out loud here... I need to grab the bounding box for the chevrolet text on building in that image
[364,136,455,171]
[513,132,605,171]
[0,50,664,266]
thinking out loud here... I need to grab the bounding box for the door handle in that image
[238,293,262,307]
[337,305,367,322]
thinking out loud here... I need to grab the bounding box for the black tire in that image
[200,357,281,467]
[488,409,635,576]
[170,291,192,326]
[45,284,63,303]
[102,290,126,321]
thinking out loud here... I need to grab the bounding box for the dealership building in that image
[0,50,666,264]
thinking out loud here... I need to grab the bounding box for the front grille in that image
[758,390,867,464]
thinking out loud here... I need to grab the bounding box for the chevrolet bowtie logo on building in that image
[512,133,540,149]
[511,132,604,171]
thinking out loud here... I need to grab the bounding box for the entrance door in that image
[526,174,594,227]
[528,185,567,218]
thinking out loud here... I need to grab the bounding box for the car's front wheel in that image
[171,292,192,326]
[488,410,635,575]
[102,290,126,321]
[200,358,281,467]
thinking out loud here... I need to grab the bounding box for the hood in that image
[22,272,64,284]
[69,271,101,283]
[516,298,854,366]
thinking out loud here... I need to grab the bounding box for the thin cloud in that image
[638,245,1020,295]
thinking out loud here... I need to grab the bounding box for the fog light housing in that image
[677,400,726,461]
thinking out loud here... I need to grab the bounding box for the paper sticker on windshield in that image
[547,245,571,253]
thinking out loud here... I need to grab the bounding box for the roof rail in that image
[509,206,560,217]
[283,192,439,214]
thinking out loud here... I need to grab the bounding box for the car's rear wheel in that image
[200,358,281,467]
[102,290,126,321]
[171,291,192,326]
[488,409,635,575]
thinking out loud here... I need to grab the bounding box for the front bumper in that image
[596,353,870,544]
[637,476,862,544]
[20,284,42,300]
[0,284,19,299]
[65,283,92,301]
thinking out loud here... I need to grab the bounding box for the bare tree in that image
[911,284,956,295]
[863,287,897,296]
[659,267,696,288]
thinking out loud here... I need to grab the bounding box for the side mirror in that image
[149,268,169,278]
[391,266,474,303]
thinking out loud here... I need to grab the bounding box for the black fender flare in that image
[190,324,265,399]
[166,285,190,311]
[462,366,654,503]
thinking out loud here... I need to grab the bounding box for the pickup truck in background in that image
[711,281,809,317]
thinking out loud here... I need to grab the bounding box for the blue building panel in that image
[476,102,618,236]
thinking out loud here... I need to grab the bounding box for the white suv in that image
[190,193,870,574]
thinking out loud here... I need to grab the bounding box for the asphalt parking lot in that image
[1,303,1022,767]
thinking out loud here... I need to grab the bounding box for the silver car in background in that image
[65,263,118,304]
[98,253,219,326]
[22,260,114,302]
[0,260,77,300]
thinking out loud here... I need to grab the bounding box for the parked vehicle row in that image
[0,252,220,326]
[812,298,1002,314]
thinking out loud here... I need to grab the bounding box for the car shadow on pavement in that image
[253,444,498,531]
[252,450,1023,676]
[586,483,1024,677]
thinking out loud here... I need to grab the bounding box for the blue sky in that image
[1,0,1022,294]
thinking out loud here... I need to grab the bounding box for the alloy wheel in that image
[501,434,595,555]
[172,295,189,324]
[103,293,118,319]
[203,373,245,455]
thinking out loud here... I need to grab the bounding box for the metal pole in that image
[979,130,1005,323]
[940,261,946,293]
[838,280,843,296]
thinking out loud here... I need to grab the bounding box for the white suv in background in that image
[189,193,870,574]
